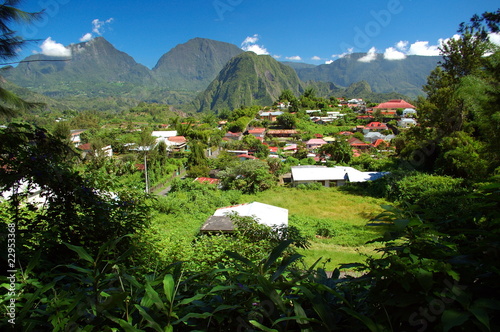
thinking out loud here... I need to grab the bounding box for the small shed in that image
[200,202,288,233]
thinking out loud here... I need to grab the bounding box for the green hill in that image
[2,37,156,99]
[193,52,304,112]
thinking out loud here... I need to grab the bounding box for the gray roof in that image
[200,216,235,233]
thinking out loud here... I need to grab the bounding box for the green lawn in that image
[242,187,390,270]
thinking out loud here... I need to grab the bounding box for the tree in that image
[277,89,297,104]
[276,112,297,129]
[318,140,353,164]
[0,124,149,266]
[407,11,500,176]
[218,159,275,194]
[0,1,43,117]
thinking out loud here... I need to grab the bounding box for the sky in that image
[9,0,500,69]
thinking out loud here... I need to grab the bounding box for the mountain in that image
[2,37,440,114]
[152,38,243,91]
[3,37,156,99]
[193,52,304,112]
[292,53,441,99]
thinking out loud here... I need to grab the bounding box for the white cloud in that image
[405,35,460,56]
[384,47,406,60]
[311,56,321,61]
[396,40,409,51]
[333,48,353,58]
[286,55,302,61]
[39,37,71,57]
[358,47,377,62]
[273,55,282,59]
[78,18,114,44]
[488,32,500,46]
[92,18,114,35]
[243,44,269,55]
[241,34,269,55]
[407,41,441,56]
[79,33,93,42]
[325,60,334,64]
[242,35,259,45]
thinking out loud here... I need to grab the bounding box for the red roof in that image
[168,136,186,143]
[78,143,91,150]
[267,129,299,135]
[372,139,387,147]
[268,147,278,153]
[237,154,258,160]
[194,177,220,185]
[248,128,266,134]
[366,122,388,129]
[374,99,416,109]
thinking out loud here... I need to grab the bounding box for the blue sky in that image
[11,0,500,68]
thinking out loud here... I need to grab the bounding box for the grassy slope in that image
[241,187,390,270]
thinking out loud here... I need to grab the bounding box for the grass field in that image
[242,187,391,270]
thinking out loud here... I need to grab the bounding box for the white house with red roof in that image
[237,154,258,161]
[374,99,416,110]
[70,129,86,147]
[364,122,388,133]
[224,131,243,141]
[306,138,327,150]
[248,127,266,141]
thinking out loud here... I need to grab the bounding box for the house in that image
[291,166,348,187]
[402,108,417,117]
[224,131,243,141]
[248,127,266,140]
[237,154,258,161]
[283,144,298,153]
[398,118,418,128]
[364,131,385,143]
[348,137,372,151]
[200,202,288,233]
[267,129,299,138]
[165,136,187,151]
[306,110,322,115]
[345,168,389,183]
[152,130,178,140]
[372,139,387,148]
[374,99,416,110]
[70,129,86,147]
[364,122,388,133]
[151,131,187,151]
[78,143,113,158]
[306,138,327,150]
[291,165,388,187]
[259,111,283,122]
[268,146,279,156]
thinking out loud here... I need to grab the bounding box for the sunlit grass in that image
[242,186,390,269]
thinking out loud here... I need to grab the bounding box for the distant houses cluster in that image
[66,97,417,191]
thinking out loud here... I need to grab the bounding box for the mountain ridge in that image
[1,37,440,113]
